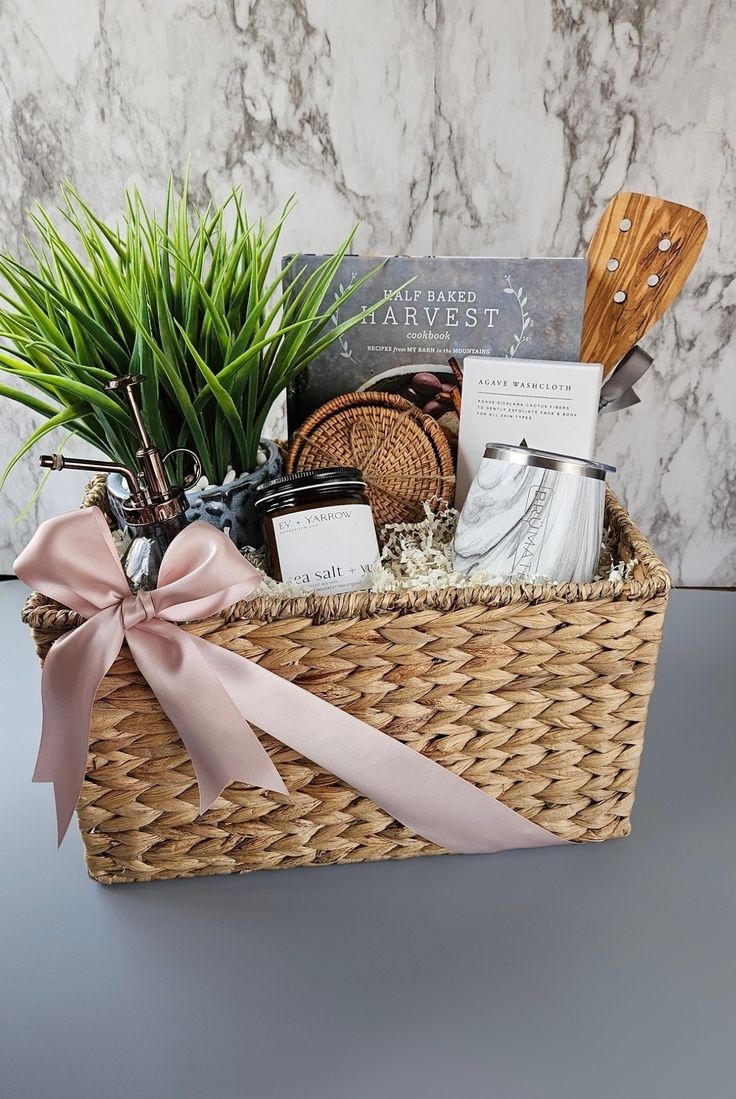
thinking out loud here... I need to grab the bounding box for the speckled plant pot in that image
[106,439,283,550]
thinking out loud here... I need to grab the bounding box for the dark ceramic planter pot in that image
[106,439,283,550]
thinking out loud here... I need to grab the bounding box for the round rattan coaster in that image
[286,391,455,525]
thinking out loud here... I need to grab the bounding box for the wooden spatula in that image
[581,192,707,377]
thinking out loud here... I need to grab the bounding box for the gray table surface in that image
[1,580,734,1099]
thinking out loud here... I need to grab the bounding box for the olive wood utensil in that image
[581,192,707,377]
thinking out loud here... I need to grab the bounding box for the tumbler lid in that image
[483,443,615,481]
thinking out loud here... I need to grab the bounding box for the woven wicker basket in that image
[21,477,670,884]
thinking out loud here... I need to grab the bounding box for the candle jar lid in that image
[254,467,368,512]
[483,443,616,481]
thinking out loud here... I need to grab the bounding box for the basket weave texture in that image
[286,390,455,524]
[22,477,670,885]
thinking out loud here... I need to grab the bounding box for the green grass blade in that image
[0,381,60,418]
[175,322,248,476]
[0,256,129,370]
[13,429,77,523]
[125,313,214,479]
[0,406,85,489]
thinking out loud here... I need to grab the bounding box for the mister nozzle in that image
[38,453,144,497]
[39,454,64,471]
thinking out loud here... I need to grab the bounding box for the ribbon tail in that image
[126,621,287,813]
[35,609,124,845]
[599,345,653,413]
[189,636,566,855]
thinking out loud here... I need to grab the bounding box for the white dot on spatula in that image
[619,218,632,231]
[607,258,619,271]
[647,274,660,286]
[613,291,627,303]
[659,238,672,251]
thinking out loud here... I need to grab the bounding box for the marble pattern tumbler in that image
[452,443,615,584]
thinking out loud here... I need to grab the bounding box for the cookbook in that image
[283,255,587,429]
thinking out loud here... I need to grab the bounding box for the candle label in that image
[273,503,381,594]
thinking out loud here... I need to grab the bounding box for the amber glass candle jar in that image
[254,467,381,595]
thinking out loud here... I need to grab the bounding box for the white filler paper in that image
[456,357,603,506]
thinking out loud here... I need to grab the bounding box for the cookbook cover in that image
[283,255,587,429]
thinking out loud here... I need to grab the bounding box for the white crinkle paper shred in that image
[243,503,637,598]
[109,504,636,595]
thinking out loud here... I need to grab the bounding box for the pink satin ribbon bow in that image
[15,508,566,854]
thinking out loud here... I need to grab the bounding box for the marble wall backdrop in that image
[0,0,733,584]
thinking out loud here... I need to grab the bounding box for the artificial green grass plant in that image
[0,176,387,487]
